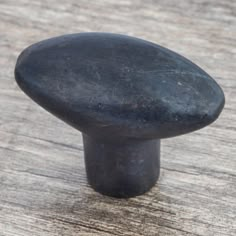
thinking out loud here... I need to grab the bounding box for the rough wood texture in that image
[0,0,235,235]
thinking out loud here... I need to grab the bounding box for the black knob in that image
[15,33,225,198]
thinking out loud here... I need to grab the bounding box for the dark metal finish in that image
[14,33,225,198]
[83,134,160,198]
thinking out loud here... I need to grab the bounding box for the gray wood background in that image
[0,0,235,235]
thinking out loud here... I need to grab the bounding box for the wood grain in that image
[0,0,235,235]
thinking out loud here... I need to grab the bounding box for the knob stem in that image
[83,134,160,198]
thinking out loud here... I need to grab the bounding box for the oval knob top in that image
[15,33,225,139]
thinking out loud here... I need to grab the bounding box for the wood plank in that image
[0,0,235,235]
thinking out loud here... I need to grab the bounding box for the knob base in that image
[82,134,160,198]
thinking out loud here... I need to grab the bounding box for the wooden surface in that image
[0,0,235,235]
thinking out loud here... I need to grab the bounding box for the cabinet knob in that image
[15,33,225,198]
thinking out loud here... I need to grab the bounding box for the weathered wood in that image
[0,0,235,235]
